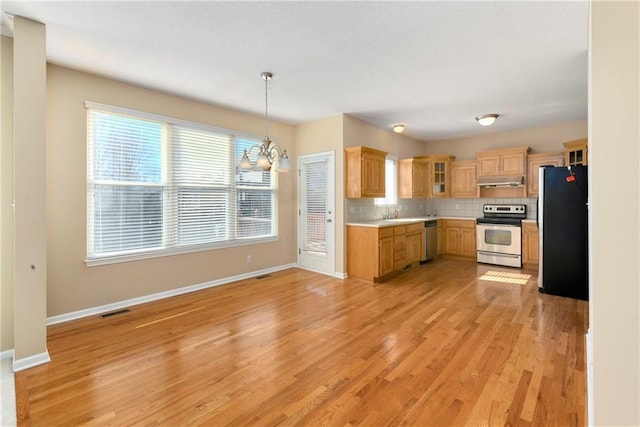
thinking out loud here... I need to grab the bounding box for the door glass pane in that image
[303,159,327,254]
[484,229,512,246]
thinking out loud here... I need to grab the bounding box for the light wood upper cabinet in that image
[345,146,387,198]
[398,158,428,198]
[416,154,456,198]
[522,222,539,270]
[563,138,588,166]
[527,152,565,197]
[476,146,531,177]
[451,160,479,198]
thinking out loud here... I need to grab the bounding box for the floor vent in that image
[100,308,131,318]
[256,274,272,280]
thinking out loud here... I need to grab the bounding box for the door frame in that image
[297,151,336,276]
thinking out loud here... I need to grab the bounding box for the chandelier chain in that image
[263,72,271,141]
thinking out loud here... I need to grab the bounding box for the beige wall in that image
[295,115,345,274]
[423,120,587,160]
[46,65,297,316]
[343,114,424,158]
[589,1,640,425]
[13,17,48,360]
[1,35,14,352]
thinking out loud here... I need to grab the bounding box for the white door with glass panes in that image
[298,152,335,275]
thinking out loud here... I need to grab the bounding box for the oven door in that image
[476,223,521,256]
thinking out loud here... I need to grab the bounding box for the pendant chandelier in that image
[238,72,291,172]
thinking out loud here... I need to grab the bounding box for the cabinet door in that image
[362,152,385,197]
[477,155,501,177]
[522,223,539,267]
[501,152,526,175]
[413,160,428,197]
[406,232,422,263]
[564,138,588,166]
[444,227,460,254]
[527,153,564,197]
[398,159,428,198]
[430,160,450,198]
[459,227,477,257]
[451,161,478,198]
[437,221,443,255]
[379,236,394,276]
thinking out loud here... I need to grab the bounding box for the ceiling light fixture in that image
[238,72,290,172]
[393,124,405,133]
[475,114,499,126]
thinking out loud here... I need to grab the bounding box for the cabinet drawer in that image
[394,225,406,236]
[379,227,394,238]
[406,223,423,234]
[444,219,475,229]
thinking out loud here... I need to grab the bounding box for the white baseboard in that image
[296,265,347,279]
[47,263,297,326]
[13,350,50,372]
[0,349,14,361]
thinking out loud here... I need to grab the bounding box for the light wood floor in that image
[16,259,588,426]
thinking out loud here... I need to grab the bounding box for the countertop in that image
[347,216,538,228]
[347,216,465,228]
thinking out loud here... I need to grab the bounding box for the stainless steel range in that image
[476,204,526,268]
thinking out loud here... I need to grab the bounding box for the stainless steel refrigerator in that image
[538,165,588,300]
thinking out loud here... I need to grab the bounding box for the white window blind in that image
[86,104,277,264]
[374,156,398,206]
[302,158,327,254]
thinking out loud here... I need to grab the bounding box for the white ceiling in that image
[1,1,589,141]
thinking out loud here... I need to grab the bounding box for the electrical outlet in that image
[247,254,252,264]
[455,204,460,210]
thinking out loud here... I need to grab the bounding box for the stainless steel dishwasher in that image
[422,220,438,263]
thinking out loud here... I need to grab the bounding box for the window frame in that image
[374,155,398,207]
[85,101,279,266]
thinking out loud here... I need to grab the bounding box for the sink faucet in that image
[382,206,398,219]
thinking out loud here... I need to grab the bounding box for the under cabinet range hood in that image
[476,175,525,187]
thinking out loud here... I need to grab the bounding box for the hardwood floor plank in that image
[16,260,588,426]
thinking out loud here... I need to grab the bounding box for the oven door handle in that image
[477,251,521,259]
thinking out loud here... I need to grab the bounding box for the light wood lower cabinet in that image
[406,223,424,264]
[347,223,423,282]
[522,222,539,270]
[442,219,476,259]
[393,226,408,271]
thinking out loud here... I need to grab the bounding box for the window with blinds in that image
[302,158,327,254]
[86,103,277,264]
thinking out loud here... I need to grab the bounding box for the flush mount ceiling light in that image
[475,114,499,126]
[393,124,405,133]
[238,72,290,172]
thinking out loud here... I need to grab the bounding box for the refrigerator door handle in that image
[538,167,545,290]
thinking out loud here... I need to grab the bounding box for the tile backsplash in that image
[347,197,537,222]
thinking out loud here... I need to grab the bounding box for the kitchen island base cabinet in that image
[347,224,422,282]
